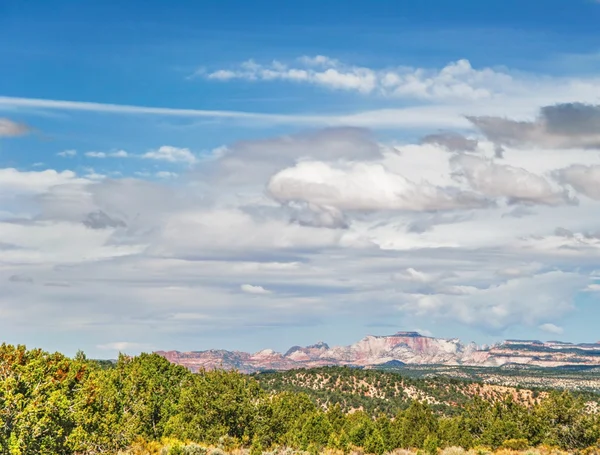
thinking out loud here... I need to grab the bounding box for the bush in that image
[501,439,529,451]
[169,444,185,455]
[184,444,208,455]
[423,435,439,455]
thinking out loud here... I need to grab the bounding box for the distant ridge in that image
[156,331,600,373]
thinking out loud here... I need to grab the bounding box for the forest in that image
[1,344,599,455]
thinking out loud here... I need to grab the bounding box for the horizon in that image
[2,0,600,359]
[103,330,600,358]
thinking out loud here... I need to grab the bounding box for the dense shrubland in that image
[0,345,599,455]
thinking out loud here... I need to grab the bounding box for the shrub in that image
[184,444,208,455]
[169,445,185,455]
[423,435,439,455]
[501,439,529,451]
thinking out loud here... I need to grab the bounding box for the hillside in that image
[253,366,600,417]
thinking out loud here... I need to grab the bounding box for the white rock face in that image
[156,332,600,373]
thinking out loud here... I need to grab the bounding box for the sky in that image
[1,0,600,358]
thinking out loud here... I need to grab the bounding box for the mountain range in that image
[155,331,600,373]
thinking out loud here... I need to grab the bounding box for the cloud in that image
[554,164,600,200]
[0,118,30,137]
[421,132,478,152]
[85,150,129,158]
[468,103,600,149]
[4,118,600,355]
[210,127,386,186]
[142,146,197,164]
[0,168,87,196]
[404,271,584,330]
[539,322,564,335]
[82,210,127,230]
[156,171,178,179]
[8,274,34,284]
[200,57,513,101]
[451,154,572,206]
[268,160,487,212]
[57,149,77,157]
[85,151,107,158]
[241,284,272,295]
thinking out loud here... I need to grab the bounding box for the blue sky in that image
[1,0,600,357]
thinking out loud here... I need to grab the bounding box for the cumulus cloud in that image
[200,57,514,101]
[0,168,87,196]
[0,118,30,137]
[268,160,487,212]
[210,127,385,186]
[468,103,600,149]
[4,117,600,355]
[554,164,600,200]
[451,154,572,206]
[241,284,272,295]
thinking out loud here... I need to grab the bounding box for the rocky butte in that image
[155,331,600,373]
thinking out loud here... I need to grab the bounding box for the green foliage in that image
[364,428,386,455]
[301,414,333,449]
[501,439,529,450]
[0,344,600,454]
[423,435,439,455]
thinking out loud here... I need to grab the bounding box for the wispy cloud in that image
[57,149,77,157]
[142,146,197,164]
[85,151,107,158]
[199,57,513,101]
[539,323,564,335]
[0,118,31,137]
[84,150,129,159]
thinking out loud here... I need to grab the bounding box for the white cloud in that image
[57,149,77,157]
[268,160,486,212]
[4,112,600,354]
[0,168,87,195]
[241,284,272,295]
[85,150,129,159]
[555,164,600,200]
[142,146,197,164]
[202,58,513,101]
[451,154,572,205]
[85,151,107,158]
[539,323,564,335]
[404,271,584,330]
